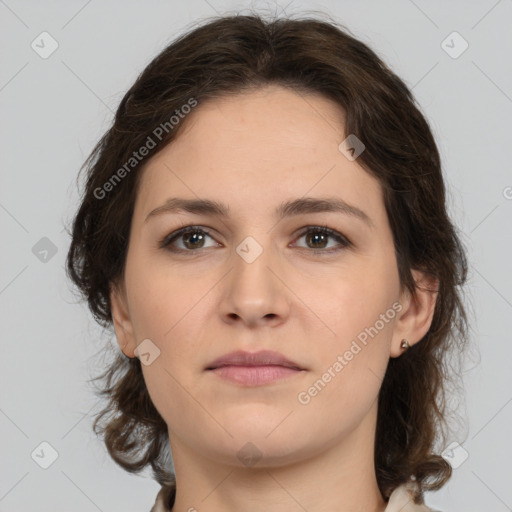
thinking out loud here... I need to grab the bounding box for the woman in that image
[66,12,468,512]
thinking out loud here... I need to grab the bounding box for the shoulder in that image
[385,480,442,512]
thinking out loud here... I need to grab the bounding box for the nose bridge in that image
[220,230,289,323]
[231,232,275,292]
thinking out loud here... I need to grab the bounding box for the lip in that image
[206,350,303,370]
[206,350,305,386]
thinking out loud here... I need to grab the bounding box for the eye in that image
[159,226,218,252]
[159,224,352,254]
[292,225,351,253]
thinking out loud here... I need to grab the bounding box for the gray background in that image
[1,0,511,511]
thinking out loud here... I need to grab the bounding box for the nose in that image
[218,237,291,329]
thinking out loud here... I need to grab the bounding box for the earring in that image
[400,338,410,350]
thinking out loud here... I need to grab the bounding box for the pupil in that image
[309,232,326,248]
[185,232,204,248]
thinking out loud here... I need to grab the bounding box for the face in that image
[111,85,422,468]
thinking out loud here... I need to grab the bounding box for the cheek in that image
[305,256,399,340]
[125,248,199,340]
[124,250,208,377]
[296,297,394,436]
[299,261,397,403]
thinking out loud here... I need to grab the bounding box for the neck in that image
[168,403,387,512]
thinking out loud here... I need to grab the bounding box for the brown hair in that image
[66,11,469,504]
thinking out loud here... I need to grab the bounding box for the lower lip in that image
[209,365,303,386]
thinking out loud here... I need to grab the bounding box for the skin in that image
[110,84,437,512]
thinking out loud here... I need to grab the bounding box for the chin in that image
[220,406,295,437]
[207,438,309,470]
[199,420,316,466]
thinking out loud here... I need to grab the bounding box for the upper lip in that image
[206,350,303,370]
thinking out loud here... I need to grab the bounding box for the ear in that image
[390,269,439,358]
[109,280,137,358]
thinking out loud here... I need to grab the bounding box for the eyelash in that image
[159,224,352,255]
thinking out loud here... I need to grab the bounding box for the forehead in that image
[168,85,348,158]
[135,85,384,224]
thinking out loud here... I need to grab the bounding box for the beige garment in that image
[150,479,441,511]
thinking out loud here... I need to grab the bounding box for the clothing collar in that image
[150,479,437,511]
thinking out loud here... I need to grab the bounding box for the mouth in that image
[206,350,305,386]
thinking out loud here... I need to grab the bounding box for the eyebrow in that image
[144,196,374,228]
